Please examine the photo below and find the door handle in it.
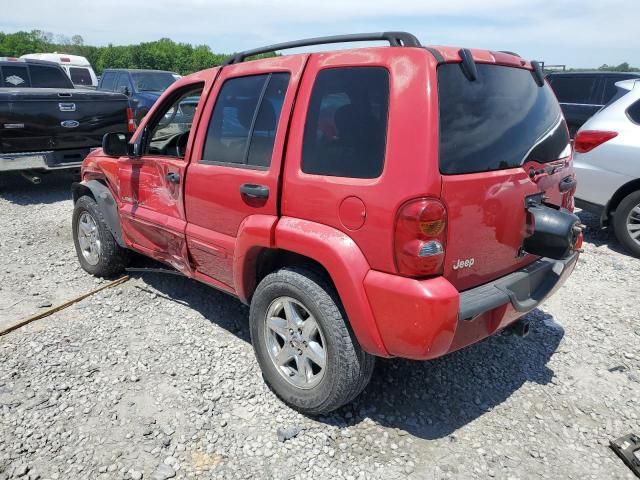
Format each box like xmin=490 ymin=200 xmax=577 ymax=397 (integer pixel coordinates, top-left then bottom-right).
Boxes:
xmin=559 ymin=176 xmax=576 ymax=193
xmin=240 ymin=183 xmax=269 ymax=199
xmin=166 ymin=171 xmax=180 ymax=184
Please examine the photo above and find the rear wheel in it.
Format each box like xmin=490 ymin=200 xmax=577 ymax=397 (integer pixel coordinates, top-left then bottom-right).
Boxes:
xmin=613 ymin=190 xmax=640 ymax=258
xmin=249 ymin=267 xmax=375 ymax=414
xmin=72 ymin=195 xmax=129 ymax=277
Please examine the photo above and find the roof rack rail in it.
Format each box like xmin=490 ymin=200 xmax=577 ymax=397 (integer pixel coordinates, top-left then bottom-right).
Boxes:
xmin=498 ymin=50 xmax=521 ymax=57
xmin=222 ymin=31 xmax=421 ymax=65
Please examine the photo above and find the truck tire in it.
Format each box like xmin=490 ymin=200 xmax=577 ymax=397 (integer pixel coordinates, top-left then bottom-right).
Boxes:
xmin=72 ymin=195 xmax=129 ymax=277
xmin=613 ymin=190 xmax=640 ymax=258
xmin=249 ymin=267 xmax=375 ymax=414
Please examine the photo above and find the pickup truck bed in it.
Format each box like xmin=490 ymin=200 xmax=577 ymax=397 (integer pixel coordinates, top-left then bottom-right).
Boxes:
xmin=0 ymin=88 xmax=128 ymax=172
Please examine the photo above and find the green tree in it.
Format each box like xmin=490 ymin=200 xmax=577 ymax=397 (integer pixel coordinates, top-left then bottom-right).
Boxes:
xmin=0 ymin=30 xmax=274 ymax=74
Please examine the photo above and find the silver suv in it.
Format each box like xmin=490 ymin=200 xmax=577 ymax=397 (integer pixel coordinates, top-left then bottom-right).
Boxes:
xmin=574 ymin=79 xmax=640 ymax=257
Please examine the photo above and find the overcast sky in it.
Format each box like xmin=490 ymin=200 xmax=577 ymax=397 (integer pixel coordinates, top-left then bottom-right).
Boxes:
xmin=1 ymin=0 xmax=638 ymax=68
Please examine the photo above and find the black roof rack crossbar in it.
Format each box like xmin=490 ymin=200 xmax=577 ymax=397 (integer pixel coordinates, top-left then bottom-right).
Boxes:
xmin=223 ymin=31 xmax=421 ymax=65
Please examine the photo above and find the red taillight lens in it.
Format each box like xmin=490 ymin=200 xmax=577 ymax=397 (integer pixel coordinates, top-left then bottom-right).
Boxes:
xmin=394 ymin=198 xmax=447 ymax=277
xmin=574 ymin=130 xmax=618 ymax=153
xmin=60 ymin=56 xmax=71 ymax=63
xmin=126 ymin=107 xmax=136 ymax=132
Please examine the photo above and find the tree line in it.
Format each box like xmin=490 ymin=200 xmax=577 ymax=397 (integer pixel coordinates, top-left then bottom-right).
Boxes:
xmin=0 ymin=30 xmax=237 ymax=75
xmin=1 ymin=30 xmax=638 ymax=74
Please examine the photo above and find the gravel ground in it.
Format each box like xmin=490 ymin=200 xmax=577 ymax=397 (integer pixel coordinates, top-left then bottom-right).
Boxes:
xmin=0 ymin=172 xmax=638 ymax=480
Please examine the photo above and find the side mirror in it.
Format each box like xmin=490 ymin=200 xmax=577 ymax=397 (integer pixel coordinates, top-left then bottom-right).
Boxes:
xmin=102 ymin=132 xmax=128 ymax=157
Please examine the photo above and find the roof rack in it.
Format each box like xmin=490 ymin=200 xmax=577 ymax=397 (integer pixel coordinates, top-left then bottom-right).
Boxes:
xmin=222 ymin=31 xmax=421 ymax=65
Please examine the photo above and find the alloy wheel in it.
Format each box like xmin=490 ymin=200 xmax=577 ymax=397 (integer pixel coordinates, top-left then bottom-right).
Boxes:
xmin=264 ymin=296 xmax=327 ymax=389
xmin=77 ymin=211 xmax=101 ymax=266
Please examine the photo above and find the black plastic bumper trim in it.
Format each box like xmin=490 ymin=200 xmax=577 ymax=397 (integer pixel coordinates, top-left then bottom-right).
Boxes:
xmin=458 ymin=253 xmax=578 ymax=321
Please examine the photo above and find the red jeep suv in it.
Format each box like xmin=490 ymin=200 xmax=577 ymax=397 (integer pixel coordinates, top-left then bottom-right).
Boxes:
xmin=72 ymin=32 xmax=582 ymax=414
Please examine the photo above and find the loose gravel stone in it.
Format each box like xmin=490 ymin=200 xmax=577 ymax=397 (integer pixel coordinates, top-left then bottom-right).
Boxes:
xmin=276 ymin=425 xmax=303 ymax=442
xmin=150 ymin=463 xmax=176 ymax=480
xmin=0 ymin=173 xmax=639 ymax=479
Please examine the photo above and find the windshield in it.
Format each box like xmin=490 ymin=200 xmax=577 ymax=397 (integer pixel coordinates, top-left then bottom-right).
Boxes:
xmin=438 ymin=63 xmax=569 ymax=175
xmin=131 ymin=72 xmax=176 ymax=92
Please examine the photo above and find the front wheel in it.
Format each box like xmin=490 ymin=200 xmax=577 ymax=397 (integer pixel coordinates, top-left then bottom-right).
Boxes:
xmin=72 ymin=195 xmax=129 ymax=277
xmin=249 ymin=267 xmax=375 ymax=414
xmin=613 ymin=190 xmax=640 ymax=258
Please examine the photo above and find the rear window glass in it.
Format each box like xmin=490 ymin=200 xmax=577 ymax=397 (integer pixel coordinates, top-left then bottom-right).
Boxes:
xmin=547 ymin=76 xmax=598 ymax=104
xmin=1 ymin=66 xmax=30 ymax=87
xmin=70 ymin=67 xmax=93 ymax=86
xmin=438 ymin=64 xmax=569 ymax=175
xmin=302 ymin=67 xmax=389 ymax=179
xmin=29 ymin=65 xmax=72 ymax=88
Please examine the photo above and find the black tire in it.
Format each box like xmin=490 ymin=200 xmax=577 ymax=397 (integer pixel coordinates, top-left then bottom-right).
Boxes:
xmin=72 ymin=195 xmax=129 ymax=277
xmin=249 ymin=267 xmax=375 ymax=414
xmin=613 ymin=190 xmax=640 ymax=258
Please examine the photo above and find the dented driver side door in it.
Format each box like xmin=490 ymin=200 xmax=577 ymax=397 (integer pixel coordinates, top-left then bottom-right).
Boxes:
xmin=117 ymin=82 xmax=206 ymax=273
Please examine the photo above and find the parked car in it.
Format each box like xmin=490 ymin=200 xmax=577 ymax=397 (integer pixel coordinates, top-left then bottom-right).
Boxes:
xmin=71 ymin=32 xmax=582 ymax=414
xmin=98 ymin=69 xmax=178 ymax=123
xmin=20 ymin=53 xmax=99 ymax=88
xmin=573 ymin=78 xmax=640 ymax=257
xmin=546 ymin=71 xmax=640 ymax=137
xmin=0 ymin=57 xmax=131 ymax=181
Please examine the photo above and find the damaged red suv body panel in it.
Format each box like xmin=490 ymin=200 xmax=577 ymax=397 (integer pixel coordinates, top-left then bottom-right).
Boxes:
xmin=77 ymin=37 xmax=580 ymax=361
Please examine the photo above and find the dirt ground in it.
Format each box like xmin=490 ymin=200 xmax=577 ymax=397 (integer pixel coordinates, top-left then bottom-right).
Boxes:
xmin=0 ymin=172 xmax=638 ymax=480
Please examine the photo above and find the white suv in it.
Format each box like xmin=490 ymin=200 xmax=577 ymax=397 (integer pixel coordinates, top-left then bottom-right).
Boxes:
xmin=574 ymin=79 xmax=640 ymax=257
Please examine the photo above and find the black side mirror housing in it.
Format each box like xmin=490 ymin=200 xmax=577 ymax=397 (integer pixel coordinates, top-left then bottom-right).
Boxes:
xmin=102 ymin=132 xmax=128 ymax=157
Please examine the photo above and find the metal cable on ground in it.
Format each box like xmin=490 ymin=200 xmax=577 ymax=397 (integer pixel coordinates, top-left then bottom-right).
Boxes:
xmin=0 ymin=276 xmax=130 ymax=337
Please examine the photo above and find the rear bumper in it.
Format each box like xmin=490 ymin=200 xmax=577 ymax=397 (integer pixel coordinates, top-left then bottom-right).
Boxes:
xmin=0 ymin=149 xmax=90 ymax=172
xmin=363 ymin=253 xmax=578 ymax=360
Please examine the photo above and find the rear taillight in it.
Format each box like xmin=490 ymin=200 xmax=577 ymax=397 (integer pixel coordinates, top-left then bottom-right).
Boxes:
xmin=574 ymin=130 xmax=618 ymax=153
xmin=394 ymin=198 xmax=447 ymax=277
xmin=60 ymin=56 xmax=71 ymax=63
xmin=126 ymin=107 xmax=136 ymax=132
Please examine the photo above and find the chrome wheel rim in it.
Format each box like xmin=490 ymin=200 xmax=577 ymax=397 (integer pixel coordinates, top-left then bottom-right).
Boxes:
xmin=264 ymin=296 xmax=327 ymax=390
xmin=77 ymin=211 xmax=101 ymax=266
xmin=626 ymin=203 xmax=640 ymax=246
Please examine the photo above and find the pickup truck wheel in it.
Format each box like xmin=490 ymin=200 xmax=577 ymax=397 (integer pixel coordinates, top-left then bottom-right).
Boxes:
xmin=72 ymin=195 xmax=129 ymax=277
xmin=250 ymin=267 xmax=375 ymax=414
xmin=613 ymin=190 xmax=640 ymax=258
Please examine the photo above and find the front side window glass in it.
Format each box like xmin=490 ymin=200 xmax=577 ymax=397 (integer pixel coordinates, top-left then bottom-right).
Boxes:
xmin=146 ymin=86 xmax=203 ymax=157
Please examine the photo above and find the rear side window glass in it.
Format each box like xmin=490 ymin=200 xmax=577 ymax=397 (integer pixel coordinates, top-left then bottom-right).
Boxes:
xmin=302 ymin=67 xmax=389 ymax=178
xmin=202 ymin=73 xmax=290 ymax=167
xmin=1 ymin=66 xmax=30 ymax=87
xmin=628 ymin=100 xmax=640 ymax=124
xmin=100 ymin=72 xmax=117 ymax=91
xmin=548 ymin=76 xmax=597 ymax=104
xmin=30 ymin=65 xmax=72 ymax=88
xmin=70 ymin=67 xmax=93 ymax=86
xmin=438 ymin=64 xmax=570 ymax=175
